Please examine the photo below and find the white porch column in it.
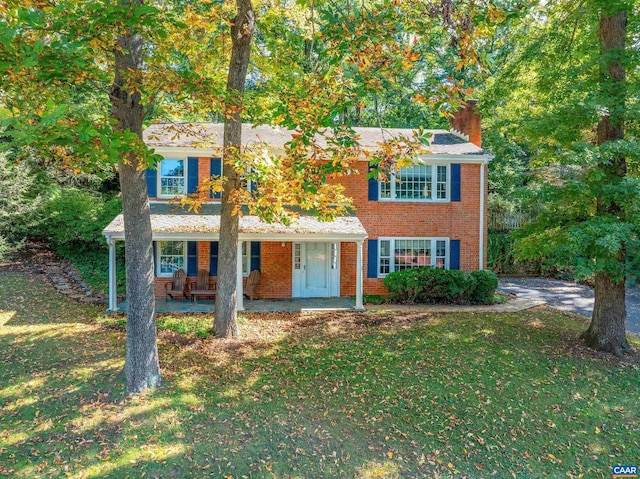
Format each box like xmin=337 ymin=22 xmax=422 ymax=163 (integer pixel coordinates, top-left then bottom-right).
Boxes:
xmin=355 ymin=240 xmax=364 ymax=310
xmin=237 ymin=240 xmax=244 ymax=311
xmin=479 ymin=161 xmax=486 ymax=270
xmin=107 ymin=237 xmax=118 ymax=312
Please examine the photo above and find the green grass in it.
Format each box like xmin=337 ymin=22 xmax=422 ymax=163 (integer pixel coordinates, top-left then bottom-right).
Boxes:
xmin=1 ymin=270 xmax=638 ymax=478
xmin=100 ymin=313 xmax=215 ymax=338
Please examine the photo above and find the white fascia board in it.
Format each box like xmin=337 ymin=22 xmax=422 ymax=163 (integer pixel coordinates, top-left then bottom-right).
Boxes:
xmin=149 ymin=145 xmax=493 ymax=164
xmin=150 ymin=146 xmax=221 ymax=158
xmin=416 ymin=154 xmax=494 ymax=163
xmin=239 ymin=233 xmax=368 ymax=242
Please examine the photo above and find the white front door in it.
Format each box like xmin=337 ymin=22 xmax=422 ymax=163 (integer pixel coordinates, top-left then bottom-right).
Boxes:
xmin=292 ymin=242 xmax=340 ymax=297
xmin=304 ymin=242 xmax=329 ymax=297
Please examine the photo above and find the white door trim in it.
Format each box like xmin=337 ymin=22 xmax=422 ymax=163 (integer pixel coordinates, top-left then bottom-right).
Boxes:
xmin=292 ymin=242 xmax=340 ymax=298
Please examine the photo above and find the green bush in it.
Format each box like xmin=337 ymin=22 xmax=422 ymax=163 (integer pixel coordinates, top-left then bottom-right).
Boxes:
xmin=487 ymin=230 xmax=516 ymax=274
xmin=384 ymin=267 xmax=477 ymax=304
xmin=0 ymin=153 xmax=44 ymax=253
xmin=39 ymin=188 xmax=121 ymax=251
xmin=470 ymin=270 xmax=499 ymax=304
xmin=31 ymin=188 xmax=124 ymax=294
xmin=57 ymin=245 xmax=127 ymax=294
xmin=0 ymin=235 xmax=14 ymax=262
xmin=384 ymin=267 xmax=501 ymax=305
xmin=363 ymin=294 xmax=385 ymax=305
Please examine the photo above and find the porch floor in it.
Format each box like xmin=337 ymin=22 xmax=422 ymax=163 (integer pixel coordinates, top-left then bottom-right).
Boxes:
xmin=118 ymin=297 xmax=358 ymax=313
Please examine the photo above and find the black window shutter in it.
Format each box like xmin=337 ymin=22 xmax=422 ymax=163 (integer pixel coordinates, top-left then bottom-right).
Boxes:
xmin=210 ymin=158 xmax=222 ymax=198
xmin=451 ymin=164 xmax=461 ymax=202
xmin=152 ymin=241 xmax=157 ymax=277
xmin=450 ymin=240 xmax=460 ymax=270
xmin=250 ymin=242 xmax=261 ymax=272
xmin=367 ymin=239 xmax=378 ymax=278
xmin=146 ymin=169 xmax=157 ymax=197
xmin=187 ymin=157 xmax=199 ymax=194
xmin=209 ymin=241 xmax=218 ymax=276
xmin=367 ymin=162 xmax=378 ymax=201
xmin=187 ymin=241 xmax=197 ymax=275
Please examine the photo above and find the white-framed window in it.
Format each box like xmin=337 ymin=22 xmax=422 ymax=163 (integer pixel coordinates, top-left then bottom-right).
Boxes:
xmin=158 ymin=158 xmax=186 ymax=197
xmin=157 ymin=241 xmax=186 ymax=277
xmin=378 ymin=237 xmax=449 ymax=277
xmin=293 ymin=243 xmax=302 ymax=270
xmin=379 ymin=163 xmax=449 ymax=202
xmin=241 ymin=242 xmax=250 ymax=277
xmin=330 ymin=243 xmax=339 ymax=270
xmin=240 ymin=168 xmax=257 ymax=194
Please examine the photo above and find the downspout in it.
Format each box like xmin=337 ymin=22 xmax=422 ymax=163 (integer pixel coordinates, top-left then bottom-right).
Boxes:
xmin=479 ymin=161 xmax=486 ymax=270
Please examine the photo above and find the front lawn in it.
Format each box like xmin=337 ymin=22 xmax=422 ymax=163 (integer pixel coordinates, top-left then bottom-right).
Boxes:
xmin=1 ymin=270 xmax=638 ymax=478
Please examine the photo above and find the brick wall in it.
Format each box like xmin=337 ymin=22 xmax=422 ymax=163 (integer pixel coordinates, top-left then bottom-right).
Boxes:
xmin=450 ymin=100 xmax=482 ymax=147
xmin=340 ymin=242 xmax=357 ymax=297
xmin=149 ymin=158 xmax=486 ymax=299
xmin=258 ymin=242 xmax=292 ymax=298
xmin=198 ymin=157 xmax=212 ymax=200
xmin=330 ymin=162 xmax=484 ymax=294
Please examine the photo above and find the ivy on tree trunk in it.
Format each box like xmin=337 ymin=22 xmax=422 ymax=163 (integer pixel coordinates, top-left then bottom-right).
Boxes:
xmin=215 ymin=0 xmax=255 ymax=338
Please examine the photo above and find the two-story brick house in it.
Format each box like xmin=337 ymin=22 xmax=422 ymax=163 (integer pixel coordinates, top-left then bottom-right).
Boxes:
xmin=102 ymin=102 xmax=491 ymax=311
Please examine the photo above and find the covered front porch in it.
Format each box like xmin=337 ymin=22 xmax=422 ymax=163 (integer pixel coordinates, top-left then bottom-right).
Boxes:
xmin=119 ymin=296 xmax=357 ymax=313
xmin=103 ymin=203 xmax=368 ymax=313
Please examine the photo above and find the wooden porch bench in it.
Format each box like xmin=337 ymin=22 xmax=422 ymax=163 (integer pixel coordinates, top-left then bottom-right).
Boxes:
xmin=190 ymin=270 xmax=216 ymax=303
xmin=190 ymin=289 xmax=216 ymax=303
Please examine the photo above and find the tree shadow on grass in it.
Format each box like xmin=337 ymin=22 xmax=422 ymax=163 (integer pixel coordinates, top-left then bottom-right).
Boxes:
xmin=1 ymin=270 xmax=103 ymax=326
xmin=2 ymin=269 xmax=639 ymax=477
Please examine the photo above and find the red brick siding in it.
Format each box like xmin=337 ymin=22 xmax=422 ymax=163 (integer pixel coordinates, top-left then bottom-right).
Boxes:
xmin=450 ymin=101 xmax=482 ymax=147
xmin=257 ymin=242 xmax=292 ymax=298
xmin=340 ymin=242 xmax=357 ymax=297
xmin=198 ymin=157 xmax=212 ymax=200
xmin=150 ymin=160 xmax=486 ymax=298
xmin=331 ymin=163 xmax=483 ymax=295
xmin=197 ymin=241 xmax=210 ymax=271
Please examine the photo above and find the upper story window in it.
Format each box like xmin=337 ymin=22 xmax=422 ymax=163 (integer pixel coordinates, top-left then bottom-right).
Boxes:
xmin=157 ymin=240 xmax=186 ymax=277
xmin=380 ymin=164 xmax=449 ymax=202
xmin=159 ymin=159 xmax=186 ymax=197
xmin=378 ymin=237 xmax=449 ymax=277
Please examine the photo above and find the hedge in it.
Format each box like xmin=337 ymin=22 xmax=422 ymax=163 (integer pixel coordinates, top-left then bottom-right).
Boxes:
xmin=383 ymin=266 xmax=499 ymax=304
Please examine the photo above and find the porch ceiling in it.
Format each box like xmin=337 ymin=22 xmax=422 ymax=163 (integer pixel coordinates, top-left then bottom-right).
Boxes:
xmin=102 ymin=203 xmax=368 ymax=242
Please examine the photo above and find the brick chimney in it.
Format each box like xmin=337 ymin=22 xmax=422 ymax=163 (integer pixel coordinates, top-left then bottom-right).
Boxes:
xmin=449 ymin=99 xmax=482 ymax=147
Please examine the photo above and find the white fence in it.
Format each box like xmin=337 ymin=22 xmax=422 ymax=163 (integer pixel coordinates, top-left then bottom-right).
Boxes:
xmin=488 ymin=211 xmax=530 ymax=230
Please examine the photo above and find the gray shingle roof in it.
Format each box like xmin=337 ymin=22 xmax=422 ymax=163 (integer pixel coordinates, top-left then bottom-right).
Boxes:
xmin=103 ymin=203 xmax=367 ymax=239
xmin=143 ymin=123 xmax=485 ymax=156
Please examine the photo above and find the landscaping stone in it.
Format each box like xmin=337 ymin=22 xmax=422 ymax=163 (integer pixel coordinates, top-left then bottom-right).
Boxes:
xmin=16 ymin=242 xmax=108 ymax=306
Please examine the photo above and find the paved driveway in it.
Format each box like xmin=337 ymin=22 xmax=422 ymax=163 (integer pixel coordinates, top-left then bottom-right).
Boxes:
xmin=499 ymin=277 xmax=640 ymax=335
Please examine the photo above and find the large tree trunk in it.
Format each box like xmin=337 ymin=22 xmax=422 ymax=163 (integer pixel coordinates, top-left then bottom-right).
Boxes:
xmin=110 ymin=4 xmax=161 ymax=392
xmin=215 ymin=0 xmax=255 ymax=338
xmin=581 ymin=8 xmax=630 ymax=356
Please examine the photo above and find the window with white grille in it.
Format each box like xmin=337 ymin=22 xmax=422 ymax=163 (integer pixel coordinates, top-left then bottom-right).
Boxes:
xmin=158 ymin=159 xmax=185 ymax=197
xmin=379 ymin=163 xmax=449 ymax=201
xmin=378 ymin=238 xmax=449 ymax=276
xmin=157 ymin=241 xmax=186 ymax=277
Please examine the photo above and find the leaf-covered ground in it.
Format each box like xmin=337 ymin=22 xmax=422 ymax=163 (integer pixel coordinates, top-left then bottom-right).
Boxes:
xmin=1 ymin=269 xmax=638 ymax=478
